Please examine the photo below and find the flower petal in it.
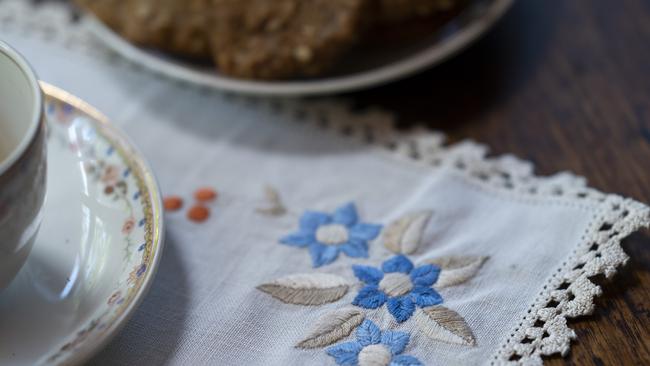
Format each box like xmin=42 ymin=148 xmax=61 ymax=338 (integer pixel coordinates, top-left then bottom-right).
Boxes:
xmin=326 ymin=341 xmax=363 ymax=366
xmin=349 ymin=223 xmax=382 ymax=241
xmin=356 ymin=319 xmax=382 ymax=346
xmin=352 ymin=285 xmax=388 ymax=309
xmin=300 ymin=211 xmax=331 ymax=231
xmin=279 ymin=231 xmax=314 ymax=247
xmin=339 ymin=239 xmax=369 ymax=258
xmin=352 ymin=265 xmax=383 ymax=285
xmin=309 ymin=244 xmax=339 ymax=268
xmin=411 ymin=287 xmax=443 ymax=307
xmin=380 ymin=331 xmax=410 ymax=355
xmin=410 ymin=264 xmax=440 ymax=287
xmin=390 ymin=354 xmax=423 ymax=366
xmin=333 ymin=202 xmax=358 ymax=226
xmin=387 ymin=296 xmax=416 ymax=323
xmin=382 ymin=255 xmax=414 ymax=274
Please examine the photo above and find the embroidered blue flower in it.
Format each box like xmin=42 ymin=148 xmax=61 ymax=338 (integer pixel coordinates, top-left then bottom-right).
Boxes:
xmin=352 ymin=255 xmax=442 ymax=323
xmin=280 ymin=202 xmax=382 ymax=268
xmin=326 ymin=319 xmax=422 ymax=366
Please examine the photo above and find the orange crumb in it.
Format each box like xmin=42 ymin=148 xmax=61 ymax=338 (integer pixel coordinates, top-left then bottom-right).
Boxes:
xmin=194 ymin=187 xmax=217 ymax=202
xmin=187 ymin=204 xmax=210 ymax=222
xmin=163 ymin=196 xmax=183 ymax=211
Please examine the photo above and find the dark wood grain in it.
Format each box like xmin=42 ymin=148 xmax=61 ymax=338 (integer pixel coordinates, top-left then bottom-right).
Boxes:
xmin=351 ymin=0 xmax=650 ymax=364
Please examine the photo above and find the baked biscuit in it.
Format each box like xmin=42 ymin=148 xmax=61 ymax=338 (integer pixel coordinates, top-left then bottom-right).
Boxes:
xmin=207 ymin=0 xmax=367 ymax=80
xmin=76 ymin=0 xmax=468 ymax=80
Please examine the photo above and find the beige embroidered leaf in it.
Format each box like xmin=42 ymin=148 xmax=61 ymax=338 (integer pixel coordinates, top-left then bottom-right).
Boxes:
xmin=416 ymin=306 xmax=476 ymax=346
xmin=296 ymin=306 xmax=365 ymax=348
xmin=383 ymin=210 xmax=433 ymax=254
xmin=425 ymin=256 xmax=488 ymax=288
xmin=257 ymin=273 xmax=349 ymax=305
xmin=256 ymin=185 xmax=287 ymax=216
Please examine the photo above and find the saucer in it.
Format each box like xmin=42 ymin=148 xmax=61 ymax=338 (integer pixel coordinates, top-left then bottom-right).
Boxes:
xmin=83 ymin=0 xmax=513 ymax=96
xmin=0 ymin=83 xmax=164 ymax=365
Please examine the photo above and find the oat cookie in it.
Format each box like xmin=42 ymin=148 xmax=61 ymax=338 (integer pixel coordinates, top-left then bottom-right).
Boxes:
xmin=207 ymin=0 xmax=367 ymax=80
xmin=76 ymin=0 xmax=467 ymax=80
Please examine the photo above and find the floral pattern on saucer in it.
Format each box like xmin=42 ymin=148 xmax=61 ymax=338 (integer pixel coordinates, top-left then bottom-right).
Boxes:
xmin=42 ymin=85 xmax=160 ymax=364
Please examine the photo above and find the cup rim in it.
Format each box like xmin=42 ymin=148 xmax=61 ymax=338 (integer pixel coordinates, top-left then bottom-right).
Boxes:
xmin=0 ymin=41 xmax=43 ymax=176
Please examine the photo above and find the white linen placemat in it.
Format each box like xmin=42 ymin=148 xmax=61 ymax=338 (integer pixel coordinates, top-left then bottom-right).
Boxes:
xmin=1 ymin=1 xmax=648 ymax=365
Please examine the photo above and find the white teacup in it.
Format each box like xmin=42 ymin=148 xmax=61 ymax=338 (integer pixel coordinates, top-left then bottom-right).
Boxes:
xmin=0 ymin=41 xmax=47 ymax=289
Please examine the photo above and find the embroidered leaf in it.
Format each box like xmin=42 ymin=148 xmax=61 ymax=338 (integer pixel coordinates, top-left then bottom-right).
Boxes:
xmin=256 ymin=185 xmax=287 ymax=216
xmin=383 ymin=211 xmax=433 ymax=254
xmin=425 ymin=256 xmax=488 ymax=288
xmin=297 ymin=306 xmax=365 ymax=349
xmin=257 ymin=273 xmax=349 ymax=305
xmin=415 ymin=306 xmax=476 ymax=346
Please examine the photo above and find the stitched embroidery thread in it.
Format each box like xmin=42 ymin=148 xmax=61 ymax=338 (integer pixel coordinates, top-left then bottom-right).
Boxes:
xmin=280 ymin=202 xmax=382 ymax=267
xmin=423 ymin=256 xmax=488 ymax=288
xmin=383 ymin=211 xmax=433 ymax=255
xmin=326 ymin=319 xmax=422 ymax=366
xmin=256 ymin=185 xmax=287 ymax=216
xmin=297 ymin=306 xmax=365 ymax=349
xmin=258 ymin=208 xmax=489 ymax=364
xmin=414 ymin=305 xmax=477 ymax=346
xmin=352 ymin=255 xmax=442 ymax=323
xmin=257 ymin=273 xmax=350 ymax=305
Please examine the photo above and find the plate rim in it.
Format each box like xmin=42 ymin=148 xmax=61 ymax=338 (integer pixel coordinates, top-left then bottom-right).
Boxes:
xmin=39 ymin=82 xmax=165 ymax=366
xmin=82 ymin=0 xmax=514 ymax=96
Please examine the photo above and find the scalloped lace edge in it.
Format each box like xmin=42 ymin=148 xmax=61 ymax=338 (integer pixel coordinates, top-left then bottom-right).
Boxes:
xmin=303 ymin=105 xmax=650 ymax=366
xmin=2 ymin=1 xmax=649 ymax=364
xmin=307 ymin=109 xmax=650 ymax=366
xmin=303 ymin=111 xmax=650 ymax=366
xmin=490 ymin=200 xmax=649 ymax=365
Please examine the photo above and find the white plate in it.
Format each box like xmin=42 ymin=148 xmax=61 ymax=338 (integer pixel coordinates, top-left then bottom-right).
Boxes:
xmin=0 ymin=83 xmax=164 ymax=365
xmin=83 ymin=0 xmax=513 ymax=96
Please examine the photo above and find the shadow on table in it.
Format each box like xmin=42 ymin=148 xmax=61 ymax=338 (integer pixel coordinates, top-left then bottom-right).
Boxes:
xmin=90 ymin=231 xmax=190 ymax=365
xmin=348 ymin=0 xmax=560 ymax=132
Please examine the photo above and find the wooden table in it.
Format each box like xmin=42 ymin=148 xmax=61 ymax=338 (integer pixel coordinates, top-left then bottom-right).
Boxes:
xmin=352 ymin=0 xmax=650 ymax=364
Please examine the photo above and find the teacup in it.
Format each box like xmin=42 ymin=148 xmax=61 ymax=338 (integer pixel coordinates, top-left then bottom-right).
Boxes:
xmin=0 ymin=41 xmax=47 ymax=289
